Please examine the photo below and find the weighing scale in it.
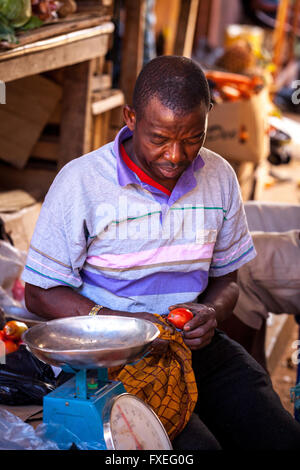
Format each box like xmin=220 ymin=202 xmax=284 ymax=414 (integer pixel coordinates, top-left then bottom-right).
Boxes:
xmin=23 ymin=315 xmax=173 ymax=450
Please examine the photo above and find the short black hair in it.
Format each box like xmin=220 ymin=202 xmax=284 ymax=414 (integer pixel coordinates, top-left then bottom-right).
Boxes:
xmin=132 ymin=55 xmax=210 ymax=118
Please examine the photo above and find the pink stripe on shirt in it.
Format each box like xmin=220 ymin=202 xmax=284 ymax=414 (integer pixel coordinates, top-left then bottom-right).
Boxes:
xmin=212 ymin=237 xmax=252 ymax=262
xmin=27 ymin=255 xmax=79 ymax=282
xmin=86 ymin=242 xmax=214 ymax=269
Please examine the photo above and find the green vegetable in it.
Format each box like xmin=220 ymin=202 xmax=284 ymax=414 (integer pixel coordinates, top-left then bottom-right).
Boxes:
xmin=19 ymin=15 xmax=43 ymax=31
xmin=0 ymin=0 xmax=32 ymax=28
xmin=0 ymin=12 xmax=17 ymax=43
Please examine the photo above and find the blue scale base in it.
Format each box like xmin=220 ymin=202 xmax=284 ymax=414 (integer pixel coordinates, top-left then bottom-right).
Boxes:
xmin=43 ymin=369 xmax=125 ymax=449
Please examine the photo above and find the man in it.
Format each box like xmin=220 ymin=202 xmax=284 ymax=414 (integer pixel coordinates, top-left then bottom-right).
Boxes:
xmin=23 ymin=56 xmax=300 ymax=449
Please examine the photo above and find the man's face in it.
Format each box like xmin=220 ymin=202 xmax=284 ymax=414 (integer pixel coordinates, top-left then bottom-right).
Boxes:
xmin=124 ymin=97 xmax=209 ymax=190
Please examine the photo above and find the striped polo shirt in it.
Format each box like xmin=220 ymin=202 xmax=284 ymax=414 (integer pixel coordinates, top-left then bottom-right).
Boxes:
xmin=22 ymin=126 xmax=256 ymax=316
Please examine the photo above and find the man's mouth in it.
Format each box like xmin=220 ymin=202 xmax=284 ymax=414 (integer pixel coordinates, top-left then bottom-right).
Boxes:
xmin=156 ymin=164 xmax=186 ymax=178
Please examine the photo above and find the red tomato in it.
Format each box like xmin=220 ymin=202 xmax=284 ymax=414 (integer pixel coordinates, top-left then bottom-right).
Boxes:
xmin=3 ymin=321 xmax=28 ymax=342
xmin=4 ymin=339 xmax=19 ymax=354
xmin=167 ymin=308 xmax=193 ymax=329
xmin=0 ymin=330 xmax=5 ymax=342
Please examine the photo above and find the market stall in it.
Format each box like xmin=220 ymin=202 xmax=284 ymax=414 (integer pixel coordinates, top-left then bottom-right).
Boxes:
xmin=0 ymin=0 xmax=124 ymax=195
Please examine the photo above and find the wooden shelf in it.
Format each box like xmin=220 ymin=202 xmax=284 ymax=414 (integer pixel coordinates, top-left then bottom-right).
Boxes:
xmin=0 ymin=10 xmax=111 ymax=51
xmin=0 ymin=23 xmax=114 ymax=83
xmin=92 ymin=89 xmax=124 ymax=115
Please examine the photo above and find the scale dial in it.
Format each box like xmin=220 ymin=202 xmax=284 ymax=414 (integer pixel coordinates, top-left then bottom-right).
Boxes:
xmin=103 ymin=393 xmax=172 ymax=450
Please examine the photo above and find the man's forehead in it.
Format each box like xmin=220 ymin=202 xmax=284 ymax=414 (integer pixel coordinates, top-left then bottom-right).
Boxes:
xmin=138 ymin=96 xmax=208 ymax=129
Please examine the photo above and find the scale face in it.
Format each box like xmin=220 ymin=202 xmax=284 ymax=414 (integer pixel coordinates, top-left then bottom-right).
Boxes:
xmin=103 ymin=393 xmax=172 ymax=450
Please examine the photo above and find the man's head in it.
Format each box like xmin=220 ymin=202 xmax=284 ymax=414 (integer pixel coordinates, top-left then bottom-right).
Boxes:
xmin=132 ymin=55 xmax=211 ymax=119
xmin=123 ymin=56 xmax=211 ymax=190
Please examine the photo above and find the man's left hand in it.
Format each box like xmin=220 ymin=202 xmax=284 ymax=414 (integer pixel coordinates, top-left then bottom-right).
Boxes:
xmin=168 ymin=302 xmax=217 ymax=350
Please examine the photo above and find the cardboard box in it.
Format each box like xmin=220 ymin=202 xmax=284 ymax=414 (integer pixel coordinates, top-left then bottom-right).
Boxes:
xmin=205 ymin=87 xmax=270 ymax=164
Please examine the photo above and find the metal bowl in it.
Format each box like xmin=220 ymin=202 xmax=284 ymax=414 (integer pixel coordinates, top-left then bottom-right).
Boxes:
xmin=2 ymin=305 xmax=45 ymax=326
xmin=22 ymin=315 xmax=159 ymax=369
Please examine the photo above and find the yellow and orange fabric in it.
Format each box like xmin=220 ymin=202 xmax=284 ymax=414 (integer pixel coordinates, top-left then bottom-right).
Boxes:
xmin=108 ymin=315 xmax=198 ymax=441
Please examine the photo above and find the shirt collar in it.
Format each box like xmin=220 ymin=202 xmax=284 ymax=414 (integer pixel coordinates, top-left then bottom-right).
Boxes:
xmin=113 ymin=125 xmax=205 ymax=200
xmin=114 ymin=126 xmax=139 ymax=186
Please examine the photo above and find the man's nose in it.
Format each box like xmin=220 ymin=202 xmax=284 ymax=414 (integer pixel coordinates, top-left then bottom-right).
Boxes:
xmin=164 ymin=142 xmax=184 ymax=165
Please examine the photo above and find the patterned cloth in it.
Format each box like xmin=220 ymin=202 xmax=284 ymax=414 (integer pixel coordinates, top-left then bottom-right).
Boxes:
xmin=108 ymin=315 xmax=198 ymax=441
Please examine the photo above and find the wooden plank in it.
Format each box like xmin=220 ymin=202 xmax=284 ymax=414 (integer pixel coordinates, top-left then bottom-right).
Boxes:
xmin=193 ymin=0 xmax=213 ymax=45
xmin=48 ymin=102 xmax=62 ymax=125
xmin=120 ymin=0 xmax=146 ymax=105
xmin=272 ymin=0 xmax=290 ymax=74
xmin=0 ymin=11 xmax=111 ymax=50
xmin=58 ymin=60 xmax=93 ymax=168
xmin=0 ymin=24 xmax=114 ymax=83
xmin=77 ymin=1 xmax=113 ymax=12
xmin=154 ymin=0 xmax=181 ymax=55
xmin=47 ymin=85 xmax=119 ymax=125
xmin=173 ymin=0 xmax=200 ymax=57
xmin=31 ymin=137 xmax=59 ymax=161
xmin=0 ymin=75 xmax=62 ymax=168
xmin=93 ymin=110 xmax=111 ymax=149
xmin=91 ymin=73 xmax=112 ymax=91
xmin=92 ymin=89 xmax=124 ymax=115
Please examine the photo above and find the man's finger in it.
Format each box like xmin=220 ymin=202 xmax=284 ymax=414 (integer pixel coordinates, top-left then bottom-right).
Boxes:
xmin=183 ymin=309 xmax=216 ymax=331
xmin=184 ymin=329 xmax=215 ymax=349
xmin=183 ymin=320 xmax=216 ymax=339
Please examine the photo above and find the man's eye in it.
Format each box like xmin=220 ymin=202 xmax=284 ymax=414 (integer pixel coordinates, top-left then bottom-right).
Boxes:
xmin=151 ymin=138 xmax=167 ymax=145
xmin=184 ymin=139 xmax=202 ymax=145
xmin=184 ymin=135 xmax=205 ymax=145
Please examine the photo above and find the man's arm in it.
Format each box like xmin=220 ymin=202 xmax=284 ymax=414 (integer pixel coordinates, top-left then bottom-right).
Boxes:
xmin=25 ymin=283 xmax=95 ymax=319
xmin=168 ymin=271 xmax=239 ymax=350
xmin=25 ymin=283 xmax=172 ymax=354
xmin=197 ymin=270 xmax=239 ymax=324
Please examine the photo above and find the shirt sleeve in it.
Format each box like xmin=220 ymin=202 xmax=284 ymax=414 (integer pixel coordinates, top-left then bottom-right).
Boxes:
xmin=21 ymin=166 xmax=87 ymax=290
xmin=209 ymin=164 xmax=256 ymax=277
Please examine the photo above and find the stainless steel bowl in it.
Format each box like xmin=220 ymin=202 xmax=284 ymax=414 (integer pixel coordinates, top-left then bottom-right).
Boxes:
xmin=3 ymin=305 xmax=45 ymax=326
xmin=22 ymin=315 xmax=159 ymax=369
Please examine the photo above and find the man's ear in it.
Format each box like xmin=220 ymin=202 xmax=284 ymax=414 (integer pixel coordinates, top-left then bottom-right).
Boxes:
xmin=123 ymin=105 xmax=136 ymax=131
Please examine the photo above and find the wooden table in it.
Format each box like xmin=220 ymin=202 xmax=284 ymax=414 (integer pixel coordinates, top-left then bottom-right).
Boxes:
xmin=0 ymin=22 xmax=114 ymax=168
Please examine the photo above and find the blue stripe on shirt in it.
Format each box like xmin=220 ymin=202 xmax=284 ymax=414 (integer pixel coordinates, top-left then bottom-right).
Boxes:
xmin=81 ymin=268 xmax=209 ymax=296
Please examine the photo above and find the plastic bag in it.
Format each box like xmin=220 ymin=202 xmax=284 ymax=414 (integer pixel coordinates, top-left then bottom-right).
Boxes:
xmin=0 ymin=408 xmax=59 ymax=450
xmin=0 ymin=408 xmax=106 ymax=450
xmin=0 ymin=345 xmax=56 ymax=405
xmin=0 ymin=239 xmax=26 ymax=309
